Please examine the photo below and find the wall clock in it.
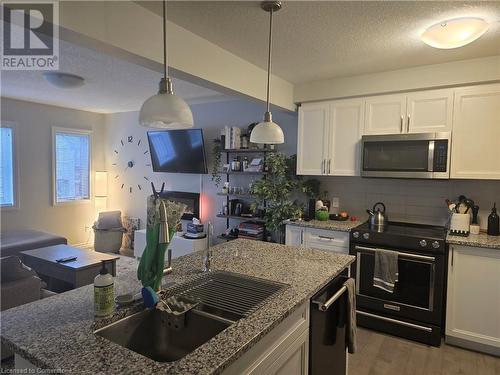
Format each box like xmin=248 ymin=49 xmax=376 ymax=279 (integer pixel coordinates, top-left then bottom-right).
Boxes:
xmin=112 ymin=135 xmax=152 ymax=194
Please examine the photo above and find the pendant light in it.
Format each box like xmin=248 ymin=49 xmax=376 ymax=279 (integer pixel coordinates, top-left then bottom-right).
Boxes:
xmin=250 ymin=1 xmax=284 ymax=144
xmin=139 ymin=0 xmax=193 ymax=128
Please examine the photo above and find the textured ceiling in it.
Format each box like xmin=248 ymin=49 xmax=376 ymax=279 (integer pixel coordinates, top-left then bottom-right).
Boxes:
xmin=141 ymin=0 xmax=500 ymax=84
xmin=1 ymin=40 xmax=226 ymax=113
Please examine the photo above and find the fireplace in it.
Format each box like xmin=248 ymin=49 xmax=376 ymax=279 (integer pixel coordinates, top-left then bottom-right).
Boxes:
xmin=159 ymin=191 xmax=200 ymax=220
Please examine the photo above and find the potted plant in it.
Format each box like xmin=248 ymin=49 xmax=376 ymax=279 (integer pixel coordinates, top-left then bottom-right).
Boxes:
xmin=250 ymin=152 xmax=302 ymax=243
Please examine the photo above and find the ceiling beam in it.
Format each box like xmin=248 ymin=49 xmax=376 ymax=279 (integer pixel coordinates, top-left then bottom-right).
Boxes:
xmin=295 ymin=55 xmax=500 ymax=103
xmin=58 ymin=1 xmax=295 ymax=112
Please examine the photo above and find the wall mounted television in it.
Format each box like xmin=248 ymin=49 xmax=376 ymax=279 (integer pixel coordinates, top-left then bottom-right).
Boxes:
xmin=147 ymin=129 xmax=208 ymax=174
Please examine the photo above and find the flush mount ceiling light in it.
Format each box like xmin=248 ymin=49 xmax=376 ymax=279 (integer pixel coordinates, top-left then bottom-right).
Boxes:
xmin=42 ymin=72 xmax=85 ymax=89
xmin=139 ymin=0 xmax=193 ymax=129
xmin=250 ymin=1 xmax=284 ymax=145
xmin=421 ymin=17 xmax=489 ymax=49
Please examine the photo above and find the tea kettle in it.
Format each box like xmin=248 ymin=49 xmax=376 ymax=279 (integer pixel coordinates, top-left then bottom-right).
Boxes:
xmin=366 ymin=202 xmax=388 ymax=232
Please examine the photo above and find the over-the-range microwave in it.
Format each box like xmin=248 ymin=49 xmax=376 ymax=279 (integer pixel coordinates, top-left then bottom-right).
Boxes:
xmin=361 ymin=132 xmax=450 ymax=179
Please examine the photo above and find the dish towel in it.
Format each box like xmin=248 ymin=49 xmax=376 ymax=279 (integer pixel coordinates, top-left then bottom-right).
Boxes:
xmin=373 ymin=248 xmax=399 ymax=293
xmin=344 ymin=278 xmax=357 ymax=354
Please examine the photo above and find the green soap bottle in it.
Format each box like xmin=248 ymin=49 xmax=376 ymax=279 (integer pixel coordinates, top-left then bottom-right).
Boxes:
xmin=94 ymin=260 xmax=114 ymax=317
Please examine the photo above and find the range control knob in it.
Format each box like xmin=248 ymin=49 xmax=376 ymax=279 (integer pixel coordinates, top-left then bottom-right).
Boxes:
xmin=363 ymin=233 xmax=370 ymax=240
xmin=432 ymin=241 xmax=440 ymax=249
xmin=352 ymin=231 xmax=360 ymax=239
xmin=419 ymin=240 xmax=427 ymax=247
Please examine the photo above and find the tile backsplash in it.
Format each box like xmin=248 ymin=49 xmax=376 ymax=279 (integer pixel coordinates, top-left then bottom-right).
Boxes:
xmin=317 ymin=176 xmax=500 ymax=229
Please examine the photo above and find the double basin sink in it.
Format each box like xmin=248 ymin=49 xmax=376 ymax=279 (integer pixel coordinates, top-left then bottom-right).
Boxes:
xmin=95 ymin=271 xmax=286 ymax=362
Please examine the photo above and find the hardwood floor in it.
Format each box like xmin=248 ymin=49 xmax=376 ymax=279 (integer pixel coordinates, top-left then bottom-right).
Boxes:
xmin=349 ymin=328 xmax=500 ymax=375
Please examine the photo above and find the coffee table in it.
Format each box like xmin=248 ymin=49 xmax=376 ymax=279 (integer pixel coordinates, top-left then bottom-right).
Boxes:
xmin=21 ymin=245 xmax=119 ymax=292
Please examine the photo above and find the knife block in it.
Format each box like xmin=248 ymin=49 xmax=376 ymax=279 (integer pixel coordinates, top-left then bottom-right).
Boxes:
xmin=449 ymin=213 xmax=470 ymax=236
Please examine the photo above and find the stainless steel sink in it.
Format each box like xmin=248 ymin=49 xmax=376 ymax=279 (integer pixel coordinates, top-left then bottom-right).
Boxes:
xmin=94 ymin=308 xmax=230 ymax=362
xmin=94 ymin=271 xmax=287 ymax=362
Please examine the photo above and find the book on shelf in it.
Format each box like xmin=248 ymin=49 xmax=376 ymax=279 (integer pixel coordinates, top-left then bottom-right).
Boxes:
xmin=224 ymin=126 xmax=242 ymax=150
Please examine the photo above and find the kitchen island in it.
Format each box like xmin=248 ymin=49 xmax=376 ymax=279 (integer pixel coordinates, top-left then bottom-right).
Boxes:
xmin=1 ymin=239 xmax=354 ymax=375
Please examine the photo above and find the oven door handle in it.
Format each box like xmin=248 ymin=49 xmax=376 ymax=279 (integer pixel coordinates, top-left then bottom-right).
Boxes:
xmin=354 ymin=246 xmax=435 ymax=262
xmin=312 ymin=285 xmax=347 ymax=312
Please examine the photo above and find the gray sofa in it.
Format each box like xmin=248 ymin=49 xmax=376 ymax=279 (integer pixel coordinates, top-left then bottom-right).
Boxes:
xmin=0 ymin=229 xmax=67 ymax=258
xmin=1 ymin=255 xmax=56 ymax=359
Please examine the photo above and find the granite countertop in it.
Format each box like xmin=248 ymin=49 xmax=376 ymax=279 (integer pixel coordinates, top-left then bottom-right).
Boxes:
xmin=446 ymin=232 xmax=500 ymax=250
xmin=1 ymin=240 xmax=354 ymax=375
xmin=284 ymin=219 xmax=363 ymax=232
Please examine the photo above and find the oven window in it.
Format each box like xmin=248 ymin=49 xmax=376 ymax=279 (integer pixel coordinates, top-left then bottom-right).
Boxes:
xmin=363 ymin=140 xmax=429 ymax=171
xmin=357 ymin=252 xmax=433 ymax=310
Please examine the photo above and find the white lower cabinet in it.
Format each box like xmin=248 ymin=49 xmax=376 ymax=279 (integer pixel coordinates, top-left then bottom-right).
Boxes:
xmin=222 ymin=303 xmax=309 ymax=375
xmin=285 ymin=225 xmax=304 ymax=247
xmin=285 ymin=225 xmax=349 ymax=254
xmin=445 ymin=245 xmax=500 ymax=356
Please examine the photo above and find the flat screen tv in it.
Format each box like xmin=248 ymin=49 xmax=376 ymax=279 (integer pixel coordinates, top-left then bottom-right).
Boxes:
xmin=147 ymin=129 xmax=208 ymax=174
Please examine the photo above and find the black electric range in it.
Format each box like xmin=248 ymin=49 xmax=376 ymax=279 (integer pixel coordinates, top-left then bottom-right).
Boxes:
xmin=349 ymin=221 xmax=448 ymax=346
xmin=351 ymin=221 xmax=447 ymax=253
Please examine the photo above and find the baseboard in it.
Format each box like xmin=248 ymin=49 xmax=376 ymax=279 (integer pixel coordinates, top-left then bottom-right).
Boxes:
xmin=446 ymin=335 xmax=500 ymax=357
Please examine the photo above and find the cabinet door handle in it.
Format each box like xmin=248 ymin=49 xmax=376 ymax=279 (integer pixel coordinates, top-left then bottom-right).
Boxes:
xmin=300 ymin=230 xmax=303 ymax=245
xmin=318 ymin=235 xmax=335 ymax=240
xmin=328 ymin=159 xmax=331 ymax=174
xmin=451 ymin=246 xmax=454 ymax=267
xmin=400 ymin=116 xmax=404 ymax=133
xmin=407 ymin=114 xmax=411 ymax=133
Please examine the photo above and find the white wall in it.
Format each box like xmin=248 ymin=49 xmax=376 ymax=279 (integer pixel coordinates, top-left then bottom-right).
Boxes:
xmin=104 ymin=99 xmax=298 ymax=241
xmin=316 ymin=176 xmax=500 ymax=229
xmin=0 ymin=98 xmax=105 ymax=244
xmin=294 ymin=55 xmax=500 ymax=103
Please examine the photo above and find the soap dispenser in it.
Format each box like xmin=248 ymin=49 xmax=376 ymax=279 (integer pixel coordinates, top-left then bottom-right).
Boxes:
xmin=487 ymin=203 xmax=500 ymax=236
xmin=94 ymin=260 xmax=115 ymax=317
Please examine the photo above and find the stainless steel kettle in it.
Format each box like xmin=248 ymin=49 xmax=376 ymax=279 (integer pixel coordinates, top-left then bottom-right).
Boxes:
xmin=366 ymin=202 xmax=388 ymax=232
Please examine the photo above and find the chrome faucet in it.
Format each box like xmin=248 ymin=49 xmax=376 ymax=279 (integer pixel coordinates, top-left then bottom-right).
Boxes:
xmin=203 ymin=222 xmax=213 ymax=272
xmin=158 ymin=200 xmax=173 ymax=277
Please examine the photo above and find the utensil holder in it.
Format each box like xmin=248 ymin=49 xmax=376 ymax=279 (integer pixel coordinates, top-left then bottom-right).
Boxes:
xmin=449 ymin=213 xmax=470 ymax=236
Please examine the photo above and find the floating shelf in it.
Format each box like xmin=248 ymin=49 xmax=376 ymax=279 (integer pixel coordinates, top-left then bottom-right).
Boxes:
xmin=216 ymin=193 xmax=256 ymax=199
xmin=216 ymin=234 xmax=238 ymax=241
xmin=219 ymin=171 xmax=267 ymax=175
xmin=222 ymin=148 xmax=275 ymax=153
xmin=216 ymin=214 xmax=265 ymax=222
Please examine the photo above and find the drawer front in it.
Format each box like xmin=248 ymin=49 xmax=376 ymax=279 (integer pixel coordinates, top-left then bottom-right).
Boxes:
xmin=304 ymin=228 xmax=349 ymax=253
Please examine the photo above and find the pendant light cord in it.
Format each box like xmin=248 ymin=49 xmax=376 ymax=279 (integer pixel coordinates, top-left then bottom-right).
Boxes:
xmin=266 ymin=9 xmax=273 ymax=113
xmin=163 ymin=0 xmax=168 ymax=79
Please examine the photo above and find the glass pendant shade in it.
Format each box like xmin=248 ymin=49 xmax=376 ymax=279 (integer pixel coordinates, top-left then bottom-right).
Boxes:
xmin=139 ymin=0 xmax=193 ymax=129
xmin=139 ymin=92 xmax=193 ymax=129
xmin=250 ymin=1 xmax=284 ymax=145
xmin=250 ymin=111 xmax=284 ymax=144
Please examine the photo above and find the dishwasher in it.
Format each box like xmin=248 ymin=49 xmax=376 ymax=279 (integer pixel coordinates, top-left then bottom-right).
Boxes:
xmin=310 ymin=272 xmax=349 ymax=375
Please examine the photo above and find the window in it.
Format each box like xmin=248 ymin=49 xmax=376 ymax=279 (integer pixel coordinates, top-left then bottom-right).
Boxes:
xmin=0 ymin=124 xmax=16 ymax=207
xmin=53 ymin=128 xmax=92 ymax=204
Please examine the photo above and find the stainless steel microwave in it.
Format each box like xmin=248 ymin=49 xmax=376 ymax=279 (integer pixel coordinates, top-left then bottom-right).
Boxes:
xmin=361 ymin=132 xmax=450 ymax=179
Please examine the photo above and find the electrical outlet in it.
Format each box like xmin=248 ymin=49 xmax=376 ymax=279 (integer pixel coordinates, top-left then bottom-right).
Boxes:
xmin=332 ymin=197 xmax=340 ymax=208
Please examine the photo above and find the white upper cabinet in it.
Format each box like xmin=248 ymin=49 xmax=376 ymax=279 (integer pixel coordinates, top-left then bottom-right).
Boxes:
xmin=328 ymin=98 xmax=364 ymax=176
xmin=297 ymin=102 xmax=330 ymax=175
xmin=451 ymin=84 xmax=500 ymax=179
xmin=297 ymin=99 xmax=364 ymax=176
xmin=363 ymin=89 xmax=454 ymax=135
xmin=406 ymin=89 xmax=453 ymax=133
xmin=364 ymin=94 xmax=406 ymax=135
